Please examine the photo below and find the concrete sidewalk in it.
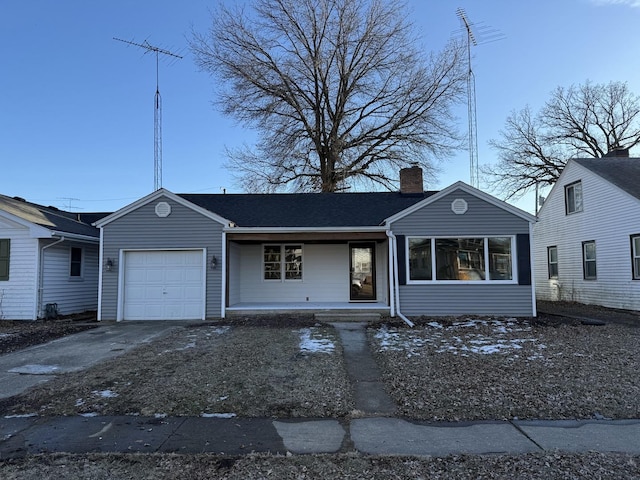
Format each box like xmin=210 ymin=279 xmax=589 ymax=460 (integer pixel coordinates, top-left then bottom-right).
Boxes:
xmin=2 ymin=415 xmax=639 ymax=458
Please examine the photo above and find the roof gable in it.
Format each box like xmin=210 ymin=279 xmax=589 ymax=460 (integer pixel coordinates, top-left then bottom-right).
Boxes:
xmin=574 ymin=157 xmax=640 ymax=201
xmin=383 ymin=181 xmax=536 ymax=225
xmin=94 ymin=188 xmax=230 ymax=228
xmin=0 ymin=194 xmax=101 ymax=239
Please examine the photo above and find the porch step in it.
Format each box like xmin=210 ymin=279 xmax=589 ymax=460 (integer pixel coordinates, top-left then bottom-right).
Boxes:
xmin=314 ymin=312 xmax=382 ymax=322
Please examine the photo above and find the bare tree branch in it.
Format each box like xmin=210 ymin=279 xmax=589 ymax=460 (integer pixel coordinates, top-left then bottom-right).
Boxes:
xmin=191 ymin=0 xmax=466 ymax=192
xmin=483 ymin=81 xmax=640 ymax=199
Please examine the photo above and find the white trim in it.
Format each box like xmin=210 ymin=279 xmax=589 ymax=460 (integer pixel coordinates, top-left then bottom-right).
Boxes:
xmin=221 ymin=231 xmax=227 ymax=319
xmin=386 ymin=231 xmax=395 ymax=317
xmin=405 ymin=235 xmax=518 ymax=284
xmin=529 ymin=221 xmax=537 ymax=317
xmin=0 ymin=209 xmax=62 ymax=238
xmin=226 ymin=226 xmax=386 ymax=233
xmin=94 ymin=188 xmax=230 ymax=228
xmin=117 ymin=248 xmax=207 ymax=321
xmin=97 ymin=228 xmax=104 ymax=321
xmin=384 ymin=181 xmax=536 ymax=225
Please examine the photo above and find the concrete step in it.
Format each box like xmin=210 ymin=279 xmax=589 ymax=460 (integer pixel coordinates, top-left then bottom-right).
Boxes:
xmin=314 ymin=312 xmax=381 ymax=322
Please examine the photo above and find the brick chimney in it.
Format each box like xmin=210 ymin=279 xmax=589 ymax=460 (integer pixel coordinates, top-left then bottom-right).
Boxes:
xmin=604 ymin=147 xmax=629 ymax=157
xmin=399 ymin=165 xmax=424 ymax=194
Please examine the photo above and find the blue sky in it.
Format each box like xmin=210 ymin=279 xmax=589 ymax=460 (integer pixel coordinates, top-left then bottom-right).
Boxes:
xmin=1 ymin=0 xmax=639 ymax=214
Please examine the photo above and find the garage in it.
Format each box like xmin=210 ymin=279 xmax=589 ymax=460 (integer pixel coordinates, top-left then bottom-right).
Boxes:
xmin=122 ymin=250 xmax=205 ymax=320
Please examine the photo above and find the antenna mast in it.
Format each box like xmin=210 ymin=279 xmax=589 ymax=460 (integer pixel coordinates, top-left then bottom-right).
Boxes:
xmin=456 ymin=8 xmax=479 ymax=188
xmin=114 ymin=37 xmax=182 ymax=191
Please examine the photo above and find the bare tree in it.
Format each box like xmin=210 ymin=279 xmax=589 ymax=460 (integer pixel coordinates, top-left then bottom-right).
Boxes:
xmin=191 ymin=0 xmax=467 ymax=193
xmin=484 ymin=81 xmax=640 ymax=199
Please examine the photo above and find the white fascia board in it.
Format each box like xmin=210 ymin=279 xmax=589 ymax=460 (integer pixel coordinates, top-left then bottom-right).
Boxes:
xmin=94 ymin=188 xmax=231 ymax=227
xmin=224 ymin=226 xmax=388 ymax=233
xmin=384 ymin=181 xmax=536 ymax=225
xmin=50 ymin=231 xmax=100 ymax=243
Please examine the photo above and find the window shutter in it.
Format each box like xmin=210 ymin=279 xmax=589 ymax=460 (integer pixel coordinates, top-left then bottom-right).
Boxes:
xmin=0 ymin=239 xmax=9 ymax=281
xmin=395 ymin=235 xmax=406 ymax=285
xmin=516 ymin=234 xmax=531 ymax=285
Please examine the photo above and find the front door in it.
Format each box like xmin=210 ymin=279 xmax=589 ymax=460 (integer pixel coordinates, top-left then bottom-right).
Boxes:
xmin=350 ymin=243 xmax=376 ymax=301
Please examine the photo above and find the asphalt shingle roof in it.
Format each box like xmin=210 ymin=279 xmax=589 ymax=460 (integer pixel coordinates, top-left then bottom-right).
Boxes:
xmin=179 ymin=191 xmax=436 ymax=227
xmin=0 ymin=194 xmax=105 ymax=238
xmin=574 ymin=157 xmax=640 ymax=201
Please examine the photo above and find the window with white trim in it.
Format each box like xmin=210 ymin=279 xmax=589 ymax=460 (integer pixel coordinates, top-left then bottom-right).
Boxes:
xmin=263 ymin=244 xmax=303 ymax=281
xmin=547 ymin=246 xmax=558 ymax=279
xmin=631 ymin=235 xmax=640 ymax=280
xmin=565 ymin=181 xmax=583 ymax=214
xmin=407 ymin=236 xmax=514 ymax=282
xmin=582 ymin=241 xmax=596 ymax=280
xmin=70 ymin=247 xmax=83 ymax=278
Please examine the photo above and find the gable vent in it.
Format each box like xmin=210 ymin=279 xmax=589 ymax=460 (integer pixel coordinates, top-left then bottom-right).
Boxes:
xmin=155 ymin=201 xmax=172 ymax=218
xmin=451 ymin=198 xmax=468 ymax=215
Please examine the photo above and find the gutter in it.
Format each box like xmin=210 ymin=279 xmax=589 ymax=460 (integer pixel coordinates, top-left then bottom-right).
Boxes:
xmin=386 ymin=230 xmax=414 ymax=327
xmin=37 ymin=235 xmax=65 ymax=319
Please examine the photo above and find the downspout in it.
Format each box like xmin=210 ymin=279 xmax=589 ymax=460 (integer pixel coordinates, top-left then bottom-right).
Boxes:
xmin=529 ymin=222 xmax=537 ymax=317
xmin=97 ymin=228 xmax=103 ymax=322
xmin=38 ymin=235 xmax=65 ymax=319
xmin=386 ymin=230 xmax=414 ymax=327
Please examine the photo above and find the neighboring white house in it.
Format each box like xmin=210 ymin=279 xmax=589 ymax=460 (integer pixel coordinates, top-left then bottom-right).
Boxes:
xmin=534 ymin=150 xmax=640 ymax=310
xmin=0 ymin=194 xmax=106 ymax=320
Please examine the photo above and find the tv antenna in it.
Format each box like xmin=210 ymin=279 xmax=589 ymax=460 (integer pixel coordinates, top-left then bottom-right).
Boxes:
xmin=114 ymin=37 xmax=183 ymax=191
xmin=455 ymin=8 xmax=503 ymax=188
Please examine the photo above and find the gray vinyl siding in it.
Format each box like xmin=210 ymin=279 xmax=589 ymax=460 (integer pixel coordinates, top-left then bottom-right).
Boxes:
xmin=391 ymin=189 xmax=534 ymax=317
xmin=391 ymin=190 xmax=529 ymax=236
xmin=100 ymin=196 xmax=224 ymax=320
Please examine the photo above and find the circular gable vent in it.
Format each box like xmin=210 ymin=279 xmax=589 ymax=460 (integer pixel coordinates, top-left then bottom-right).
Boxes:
xmin=451 ymin=198 xmax=468 ymax=215
xmin=155 ymin=201 xmax=172 ymax=218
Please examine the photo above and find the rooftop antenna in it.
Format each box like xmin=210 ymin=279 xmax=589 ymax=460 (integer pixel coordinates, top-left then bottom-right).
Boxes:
xmin=455 ymin=8 xmax=504 ymax=189
xmin=114 ymin=37 xmax=183 ymax=191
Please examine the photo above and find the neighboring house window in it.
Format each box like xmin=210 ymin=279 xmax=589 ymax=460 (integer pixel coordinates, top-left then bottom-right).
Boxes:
xmin=263 ymin=244 xmax=303 ymax=281
xmin=70 ymin=247 xmax=83 ymax=277
xmin=0 ymin=239 xmax=9 ymax=281
xmin=631 ymin=235 xmax=640 ymax=280
xmin=565 ymin=181 xmax=583 ymax=214
xmin=409 ymin=238 xmax=432 ymax=281
xmin=582 ymin=241 xmax=597 ymax=280
xmin=407 ymin=237 xmax=513 ymax=282
xmin=547 ymin=246 xmax=558 ymax=279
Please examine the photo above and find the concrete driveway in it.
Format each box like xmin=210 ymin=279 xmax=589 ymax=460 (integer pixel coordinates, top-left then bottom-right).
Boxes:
xmin=0 ymin=322 xmax=182 ymax=399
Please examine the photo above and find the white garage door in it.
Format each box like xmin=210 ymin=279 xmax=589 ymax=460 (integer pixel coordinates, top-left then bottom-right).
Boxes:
xmin=123 ymin=250 xmax=205 ymax=320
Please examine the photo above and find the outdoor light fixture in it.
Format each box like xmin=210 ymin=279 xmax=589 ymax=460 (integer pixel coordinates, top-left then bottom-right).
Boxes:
xmin=211 ymin=255 xmax=218 ymax=269
xmin=106 ymin=258 xmax=114 ymax=272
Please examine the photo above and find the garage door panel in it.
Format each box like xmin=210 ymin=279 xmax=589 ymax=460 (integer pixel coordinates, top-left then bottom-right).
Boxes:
xmin=123 ymin=250 xmax=204 ymax=321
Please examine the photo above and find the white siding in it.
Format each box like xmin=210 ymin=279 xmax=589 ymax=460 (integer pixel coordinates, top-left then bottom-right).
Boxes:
xmin=0 ymin=218 xmax=38 ymax=320
xmin=40 ymin=240 xmax=99 ymax=317
xmin=534 ymin=162 xmax=640 ymax=310
xmin=238 ymin=244 xmax=349 ymax=303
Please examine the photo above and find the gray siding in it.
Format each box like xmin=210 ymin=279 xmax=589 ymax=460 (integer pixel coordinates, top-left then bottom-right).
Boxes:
xmin=398 ymin=284 xmax=533 ymax=317
xmin=100 ymin=196 xmax=224 ymax=320
xmin=391 ymin=190 xmax=530 ymax=236
xmin=391 ymin=189 xmax=534 ymax=317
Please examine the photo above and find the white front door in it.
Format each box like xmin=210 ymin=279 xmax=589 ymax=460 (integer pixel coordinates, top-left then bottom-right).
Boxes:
xmin=122 ymin=250 xmax=205 ymax=320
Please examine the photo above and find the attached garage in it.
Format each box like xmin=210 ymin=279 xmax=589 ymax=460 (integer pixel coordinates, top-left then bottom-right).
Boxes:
xmin=121 ymin=250 xmax=205 ymax=320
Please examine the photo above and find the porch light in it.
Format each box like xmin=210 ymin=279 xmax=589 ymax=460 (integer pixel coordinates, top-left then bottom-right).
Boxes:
xmin=211 ymin=255 xmax=218 ymax=269
xmin=106 ymin=258 xmax=114 ymax=272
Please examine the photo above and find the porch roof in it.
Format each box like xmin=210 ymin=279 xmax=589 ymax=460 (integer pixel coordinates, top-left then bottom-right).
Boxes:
xmin=179 ymin=191 xmax=436 ymax=228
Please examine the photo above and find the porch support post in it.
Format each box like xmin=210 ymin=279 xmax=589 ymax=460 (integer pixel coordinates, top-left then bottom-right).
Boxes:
xmin=386 ymin=230 xmax=396 ymax=317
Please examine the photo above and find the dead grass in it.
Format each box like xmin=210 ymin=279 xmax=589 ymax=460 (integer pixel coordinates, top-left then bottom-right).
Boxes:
xmin=3 ymin=324 xmax=353 ymax=418
xmin=1 ymin=452 xmax=639 ymax=479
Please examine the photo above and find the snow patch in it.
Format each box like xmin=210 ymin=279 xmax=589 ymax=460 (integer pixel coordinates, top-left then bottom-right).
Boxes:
xmin=8 ymin=364 xmax=59 ymax=375
xmin=80 ymin=412 xmax=99 ymax=417
xmin=201 ymin=413 xmax=236 ymax=418
xmin=92 ymin=389 xmax=118 ymax=398
xmin=299 ymin=328 xmax=335 ymax=354
xmin=4 ymin=413 xmax=38 ymax=419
